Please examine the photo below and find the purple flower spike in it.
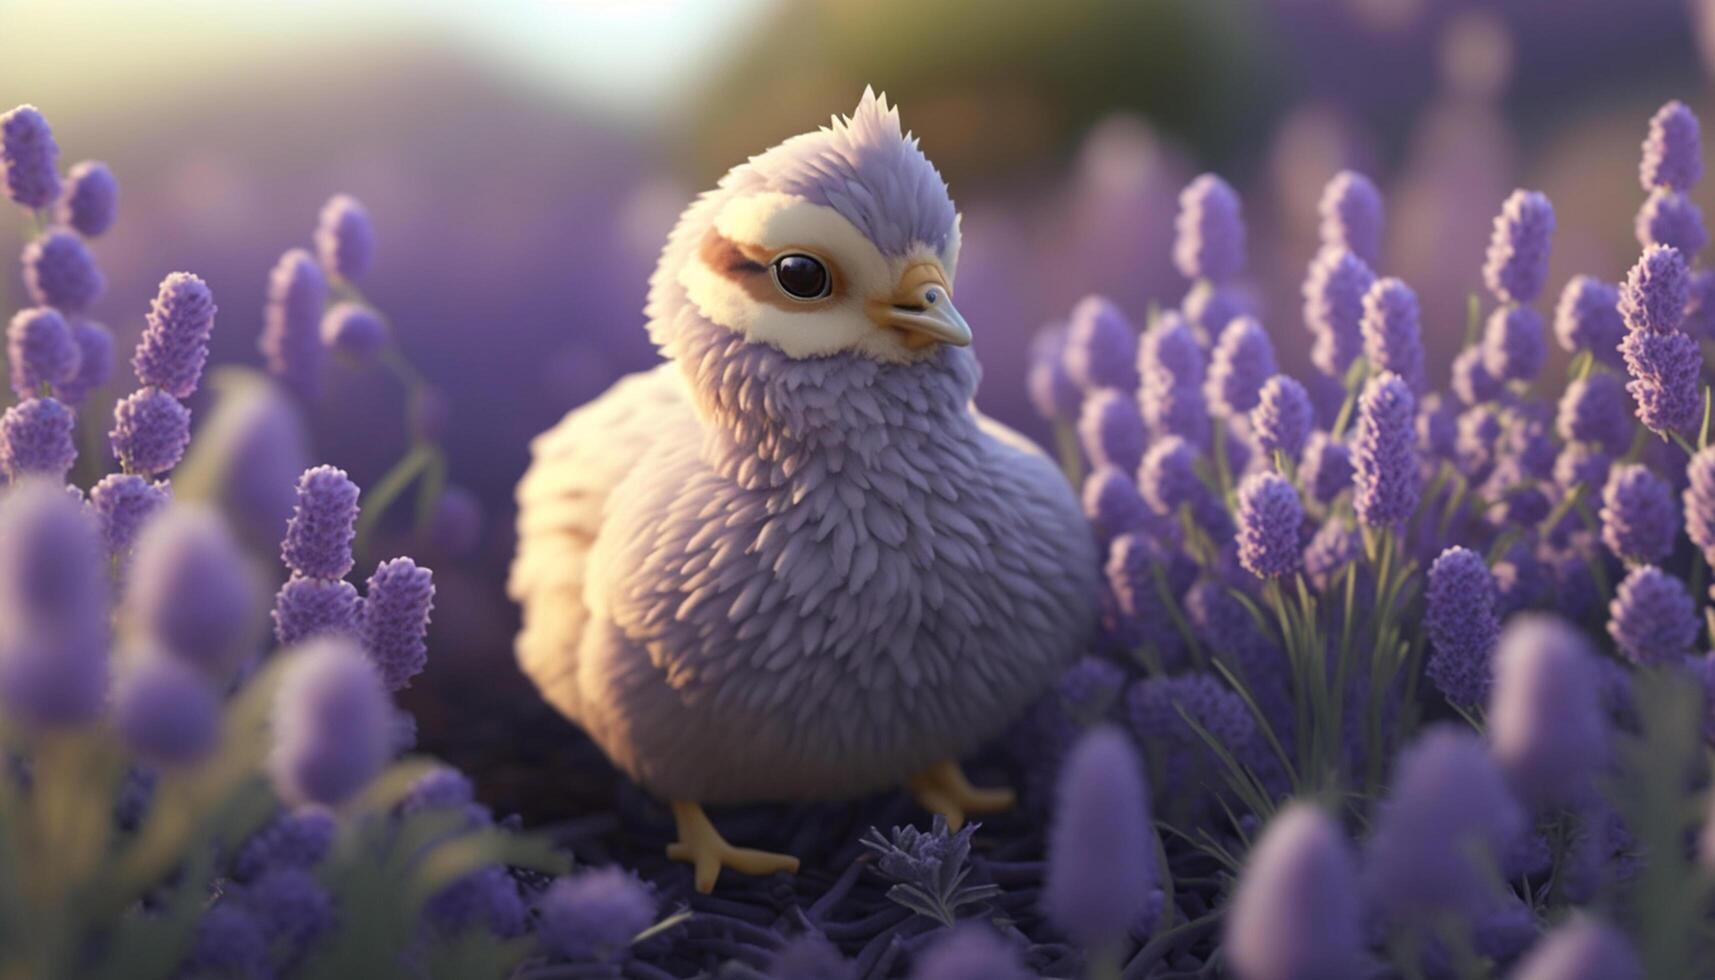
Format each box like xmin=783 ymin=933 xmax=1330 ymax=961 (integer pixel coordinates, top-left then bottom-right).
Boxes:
xmin=1107 ymin=532 xmax=1174 ymax=638
xmin=281 ymin=465 xmax=360 ymax=580
xmin=8 ymin=307 xmax=79 ymax=398
xmin=1236 ymin=472 xmax=1304 ymax=580
xmin=314 ymin=194 xmax=375 ymax=280
xmin=908 ymin=924 xmax=1032 ymax=980
xmin=1353 ymin=373 xmax=1420 ymax=529
xmin=1607 ymin=565 xmax=1697 ymax=665
xmin=1077 ymin=389 xmax=1148 ymax=474
xmin=22 ymin=229 xmax=104 ymax=314
xmin=1636 ymin=187 xmax=1708 ymax=257
xmin=187 ymin=906 xmax=267 ymax=978
xmin=1138 ymin=435 xmax=1202 ymax=517
xmin=268 ymin=637 xmax=391 ymax=807
xmin=1362 ymin=277 xmax=1425 ymax=392
xmin=1684 ymin=447 xmax=1715 ymax=565
xmin=1026 ymin=325 xmax=1081 ymax=422
xmin=110 ymin=388 xmax=191 ymax=476
xmin=1252 ymin=375 xmax=1313 ymax=460
xmin=320 ymin=303 xmax=389 ymax=363
xmin=1063 ymin=295 xmax=1139 ymax=391
xmin=1481 ymin=306 xmax=1545 ymax=383
xmin=1299 ymin=431 xmax=1354 ymax=504
xmin=1483 ymin=189 xmax=1555 ymax=305
xmin=231 ymin=807 xmax=337 ymax=882
xmin=1513 ymin=916 xmax=1643 ymax=980
xmin=1082 ymin=465 xmax=1151 ymax=543
xmin=1554 ymin=443 xmax=1612 ymax=492
xmin=1599 ymin=464 xmax=1680 ymax=565
xmin=1450 ymin=345 xmax=1501 ymax=407
xmin=1138 ymin=313 xmax=1209 ymax=448
xmin=273 ymin=576 xmax=361 ymax=646
xmin=1554 ymin=276 xmax=1625 ymax=359
xmin=260 ymin=249 xmax=329 ymax=400
xmin=126 ymin=507 xmax=260 ymax=679
xmin=0 ymin=481 xmax=109 ymax=727
xmin=113 ymin=649 xmax=221 ymax=766
xmin=1303 ymin=247 xmax=1373 ymax=378
xmin=89 ymin=473 xmax=170 ymax=559
xmin=1044 ymin=725 xmax=1156 ymax=951
xmin=1620 ymin=329 xmax=1702 ymax=434
xmin=1318 ymin=170 xmax=1383 ymax=265
xmin=58 ymin=161 xmax=116 ymax=237
xmin=133 ymin=272 xmax=217 ymax=399
xmin=536 ymin=867 xmax=656 ymax=962
xmin=0 ymin=106 xmax=60 ymax=209
xmin=1487 ymin=615 xmax=1607 ymax=810
xmin=1304 ymin=517 xmax=1362 ymax=593
xmin=1226 ymin=803 xmax=1363 ymax=980
xmin=0 ymin=397 xmax=77 ymax=481
xmin=1181 ymin=280 xmax=1250 ymax=344
xmin=360 ymin=557 xmax=434 ymax=692
xmin=1425 ymin=547 xmax=1500 ymax=708
xmin=1687 ymin=269 xmax=1715 ymax=341
xmin=1555 ymin=372 xmax=1631 ymax=453
xmin=1619 ymin=244 xmax=1690 ymax=335
xmin=1206 ymin=315 xmax=1277 ymax=416
xmin=1417 ymin=392 xmax=1458 ymax=462
xmin=55 ymin=319 xmax=114 ymax=405
xmin=1173 ymin=173 xmax=1245 ymax=283
xmin=1640 ymin=100 xmax=1702 ymax=192
xmin=1361 ymin=726 xmax=1524 ymax=925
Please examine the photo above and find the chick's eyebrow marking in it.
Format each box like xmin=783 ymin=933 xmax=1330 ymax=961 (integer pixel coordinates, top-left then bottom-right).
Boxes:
xmin=697 ymin=229 xmax=839 ymax=311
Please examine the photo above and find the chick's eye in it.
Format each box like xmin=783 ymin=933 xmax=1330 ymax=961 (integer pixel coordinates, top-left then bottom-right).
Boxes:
xmin=771 ymin=254 xmax=831 ymax=300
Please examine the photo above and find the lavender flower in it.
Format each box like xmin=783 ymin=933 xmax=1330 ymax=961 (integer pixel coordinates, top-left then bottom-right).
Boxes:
xmin=22 ymin=229 xmax=103 ymax=313
xmin=1600 ymin=464 xmax=1680 ymax=564
xmin=1236 ymin=472 xmax=1304 ymax=579
xmin=1685 ymin=447 xmax=1715 ymax=565
xmin=268 ymin=637 xmax=391 ymax=807
xmin=1127 ymin=673 xmax=1255 ymax=798
xmin=1026 ymin=325 xmax=1081 ymax=422
xmin=281 ymin=465 xmax=360 ymax=580
xmin=1607 ymin=565 xmax=1697 ymax=665
xmin=112 ymin=649 xmax=221 ymax=766
xmin=769 ymin=934 xmax=855 ymax=980
xmin=1304 ymin=517 xmax=1362 ymax=593
xmin=1554 ymin=275 xmax=1625 ymax=359
xmin=1512 ymin=916 xmax=1643 ymax=980
xmin=1138 ymin=435 xmax=1202 ymax=516
xmin=1620 ymin=329 xmax=1702 ymax=433
xmin=109 ymin=388 xmax=190 ymax=476
xmin=273 ymin=576 xmax=361 ymax=646
xmin=1554 ymin=444 xmax=1612 ymax=494
xmin=1425 ymin=547 xmax=1500 ymax=708
xmin=1252 ymin=375 xmax=1313 ymax=460
xmin=0 ymin=480 xmax=109 ymax=727
xmin=260 ymin=248 xmax=329 ymax=400
xmin=243 ymin=867 xmax=336 ymax=947
xmin=1417 ymin=392 xmax=1458 ymax=462
xmin=360 ymin=557 xmax=434 ymax=691
xmin=1299 ymin=431 xmax=1354 ymax=504
xmin=1358 ymin=279 xmax=1423 ymax=391
xmin=55 ymin=318 xmax=114 ymax=405
xmin=1207 ymin=316 xmax=1277 ymax=416
xmin=58 ymin=160 xmax=116 ymax=237
xmin=428 ymin=485 xmax=483 ymax=557
xmin=1687 ymin=268 xmax=1715 ymax=340
xmin=1063 ymin=295 xmax=1139 ymax=391
xmin=1456 ymin=405 xmax=1504 ymax=480
xmin=908 ymin=925 xmax=1031 ymax=980
xmin=536 ymin=868 xmax=656 ymax=961
xmin=0 ymin=105 xmax=59 ymax=209
xmin=320 ymin=303 xmax=389 ymax=363
xmin=1181 ymin=279 xmax=1250 ymax=342
xmin=7 ymin=308 xmax=79 ymax=398
xmin=1173 ymin=173 xmax=1245 ymax=282
xmin=1636 ymin=187 xmax=1708 ymax=256
xmin=1353 ymin=373 xmax=1419 ymax=528
xmin=1106 ymin=532 xmax=1176 ymax=649
xmin=1482 ymin=306 xmax=1546 ymax=383
xmin=0 ymin=397 xmax=76 ymax=481
xmin=1451 ymin=345 xmax=1502 ymax=407
xmin=125 ymin=507 xmax=260 ymax=678
xmin=1138 ymin=313 xmax=1208 ymax=447
xmin=1619 ymin=243 xmax=1690 ymax=335
xmin=1077 ymin=389 xmax=1148 ymax=474
xmin=1640 ymin=100 xmax=1702 ymax=192
xmin=1303 ymin=247 xmax=1373 ymax=378
xmin=1361 ymin=726 xmax=1524 ymax=925
xmin=1043 ymin=725 xmax=1156 ymax=951
xmin=314 ymin=194 xmax=375 ymax=280
xmin=1487 ymin=615 xmax=1607 ymax=809
xmin=1483 ymin=190 xmax=1555 ymax=305
xmin=1318 ymin=170 xmax=1383 ymax=265
xmin=90 ymin=473 xmax=170 ymax=560
xmin=1082 ymin=465 xmax=1151 ymax=543
xmin=232 ymin=807 xmax=337 ymax=882
xmin=1556 ymin=372 xmax=1631 ymax=453
xmin=1225 ymin=803 xmax=1362 ymax=980
xmin=133 ymin=272 xmax=217 ymax=399
xmin=187 ymin=906 xmax=268 ymax=978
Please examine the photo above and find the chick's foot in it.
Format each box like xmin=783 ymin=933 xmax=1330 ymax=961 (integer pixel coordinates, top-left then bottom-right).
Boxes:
xmin=906 ymin=760 xmax=1016 ymax=831
xmin=666 ymin=801 xmax=800 ymax=893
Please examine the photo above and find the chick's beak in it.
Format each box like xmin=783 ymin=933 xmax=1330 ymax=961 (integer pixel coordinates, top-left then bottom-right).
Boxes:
xmin=871 ymin=262 xmax=971 ymax=350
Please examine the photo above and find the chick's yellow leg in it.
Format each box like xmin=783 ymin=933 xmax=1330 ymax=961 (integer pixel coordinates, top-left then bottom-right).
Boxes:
xmin=907 ymin=760 xmax=1016 ymax=831
xmin=666 ymin=801 xmax=800 ymax=894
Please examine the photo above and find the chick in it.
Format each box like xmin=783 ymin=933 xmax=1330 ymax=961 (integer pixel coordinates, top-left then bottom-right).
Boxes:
xmin=510 ymin=90 xmax=1097 ymax=891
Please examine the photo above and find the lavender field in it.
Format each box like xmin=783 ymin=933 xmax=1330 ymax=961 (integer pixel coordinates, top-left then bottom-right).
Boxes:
xmin=3 ymin=1 xmax=1715 ymax=978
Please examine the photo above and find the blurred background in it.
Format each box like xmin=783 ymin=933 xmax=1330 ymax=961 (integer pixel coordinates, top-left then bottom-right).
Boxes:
xmin=2 ymin=0 xmax=1709 ymax=810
